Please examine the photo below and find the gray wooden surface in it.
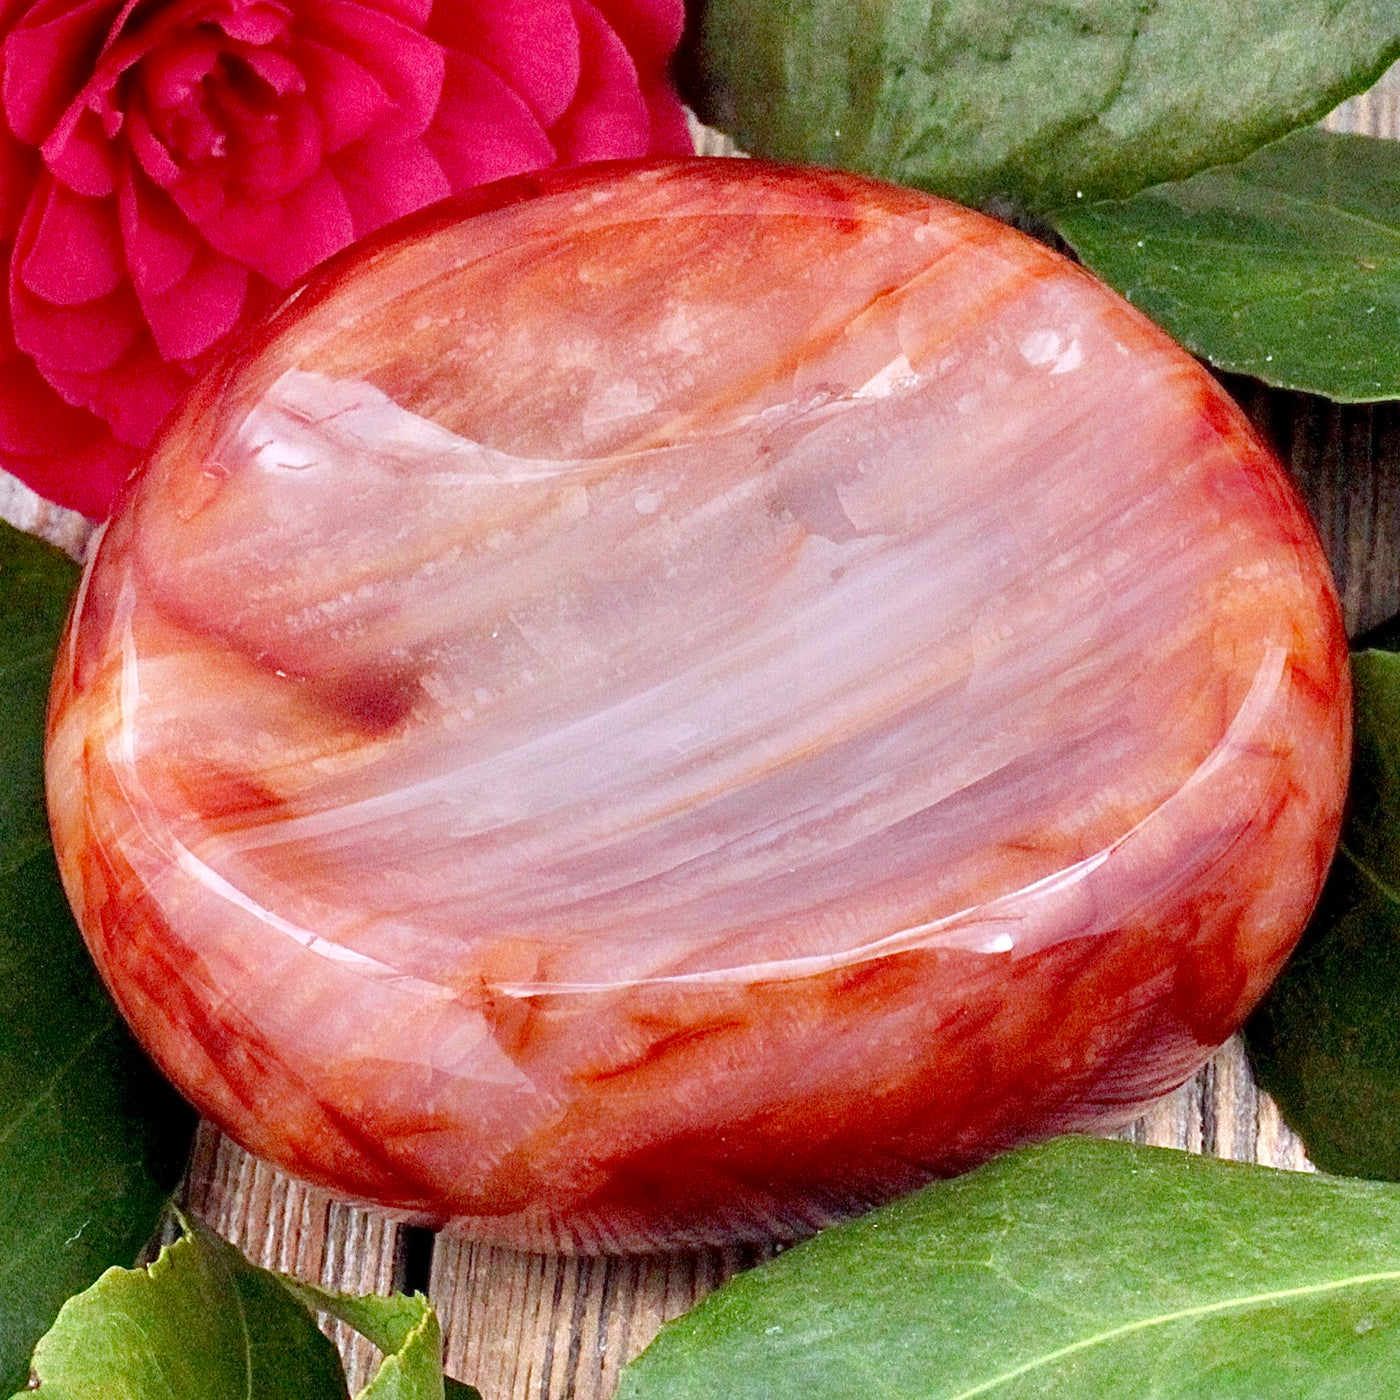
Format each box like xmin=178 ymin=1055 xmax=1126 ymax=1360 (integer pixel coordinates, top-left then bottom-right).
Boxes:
xmin=6 ymin=63 xmax=1400 ymax=1397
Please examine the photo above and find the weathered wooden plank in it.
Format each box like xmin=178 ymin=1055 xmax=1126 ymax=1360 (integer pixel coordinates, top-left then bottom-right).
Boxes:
xmin=432 ymin=1237 xmax=781 ymax=1399
xmin=1326 ymin=61 xmax=1400 ymax=135
xmin=0 ymin=471 xmax=94 ymax=562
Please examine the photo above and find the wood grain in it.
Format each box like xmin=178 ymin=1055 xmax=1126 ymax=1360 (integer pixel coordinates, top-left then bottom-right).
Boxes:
xmin=6 ymin=61 xmax=1400 ymax=1398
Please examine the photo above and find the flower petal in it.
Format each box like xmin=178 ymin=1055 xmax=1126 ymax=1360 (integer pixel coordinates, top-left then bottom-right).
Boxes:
xmin=11 ymin=191 xmax=141 ymax=373
xmin=298 ymin=37 xmax=395 ymax=153
xmin=425 ymin=51 xmax=556 ymax=191
xmin=211 ymin=0 xmax=293 ymax=47
xmin=140 ymin=245 xmax=247 ymax=360
xmin=0 ymin=286 xmax=134 ymax=515
xmin=188 ymin=165 xmax=354 ymax=284
xmin=241 ymin=46 xmax=306 ymax=97
xmin=0 ymin=0 xmax=36 ymax=41
xmin=43 ymin=104 xmax=117 ymax=196
xmin=224 ymin=93 xmax=324 ymax=197
xmin=644 ymin=83 xmax=692 ymax=155
xmin=0 ymin=126 xmax=40 ymax=241
xmin=168 ymin=164 xmax=231 ymax=228
xmin=302 ymin=0 xmax=444 ymax=143
xmin=550 ymin=0 xmax=650 ymax=164
xmin=138 ymin=29 xmax=221 ymax=115
xmin=126 ymin=102 xmax=184 ymax=186
xmin=0 ymin=357 xmax=97 ymax=454
xmin=427 ymin=0 xmax=580 ymax=130
xmin=2 ymin=0 xmax=124 ymax=143
xmin=0 ymin=362 xmax=135 ymax=516
xmin=356 ymin=0 xmax=429 ymax=32
xmin=38 ymin=434 xmax=137 ymax=516
xmin=20 ymin=174 xmax=124 ymax=304
xmin=594 ymin=0 xmax=684 ymax=70
xmin=42 ymin=337 xmax=188 ymax=445
xmin=10 ymin=277 xmax=143 ymax=373
xmin=77 ymin=0 xmax=202 ymax=138
xmin=117 ymin=157 xmax=198 ymax=298
xmin=333 ymin=136 xmax=448 ymax=235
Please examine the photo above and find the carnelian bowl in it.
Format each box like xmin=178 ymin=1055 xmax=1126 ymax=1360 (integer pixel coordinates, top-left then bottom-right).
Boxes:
xmin=46 ymin=160 xmax=1349 ymax=1249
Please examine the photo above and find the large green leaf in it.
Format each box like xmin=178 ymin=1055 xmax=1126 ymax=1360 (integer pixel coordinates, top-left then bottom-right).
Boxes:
xmin=1247 ymin=645 xmax=1400 ymax=1177
xmin=0 ymin=521 xmax=194 ymax=1392
xmin=19 ymin=1218 xmax=348 ymax=1400
xmin=1054 ymin=129 xmax=1400 ymax=402
xmin=619 ymin=1137 xmax=1400 ymax=1399
xmin=683 ymin=0 xmax=1400 ymax=213
xmin=17 ymin=1215 xmax=476 ymax=1400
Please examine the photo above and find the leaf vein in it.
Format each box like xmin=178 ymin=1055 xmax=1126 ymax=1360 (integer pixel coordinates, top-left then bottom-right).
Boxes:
xmin=1339 ymin=840 xmax=1400 ymax=909
xmin=942 ymin=1270 xmax=1400 ymax=1399
xmin=0 ymin=1019 xmax=112 ymax=1154
xmin=1242 ymin=179 xmax=1400 ymax=250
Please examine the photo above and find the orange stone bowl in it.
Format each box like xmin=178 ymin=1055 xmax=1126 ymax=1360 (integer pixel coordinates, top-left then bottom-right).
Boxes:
xmin=46 ymin=160 xmax=1350 ymax=1250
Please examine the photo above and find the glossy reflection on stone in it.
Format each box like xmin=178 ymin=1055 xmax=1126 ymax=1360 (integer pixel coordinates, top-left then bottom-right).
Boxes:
xmin=46 ymin=160 xmax=1350 ymax=1250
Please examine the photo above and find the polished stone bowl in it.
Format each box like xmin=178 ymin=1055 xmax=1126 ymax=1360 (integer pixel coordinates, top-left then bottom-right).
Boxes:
xmin=46 ymin=159 xmax=1349 ymax=1249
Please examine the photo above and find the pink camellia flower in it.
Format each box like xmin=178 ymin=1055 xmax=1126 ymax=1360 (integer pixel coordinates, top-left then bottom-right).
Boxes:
xmin=0 ymin=0 xmax=691 ymax=518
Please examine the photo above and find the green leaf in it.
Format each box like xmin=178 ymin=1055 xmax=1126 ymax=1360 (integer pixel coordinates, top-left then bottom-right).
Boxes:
xmin=683 ymin=0 xmax=1400 ymax=213
xmin=15 ymin=1213 xmax=473 ymax=1400
xmin=619 ymin=1137 xmax=1400 ymax=1400
xmin=1247 ymin=644 xmax=1400 ymax=1178
xmin=18 ymin=1216 xmax=348 ymax=1400
xmin=0 ymin=521 xmax=194 ymax=1392
xmin=280 ymin=1280 xmax=480 ymax=1400
xmin=1054 ymin=128 xmax=1400 ymax=401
